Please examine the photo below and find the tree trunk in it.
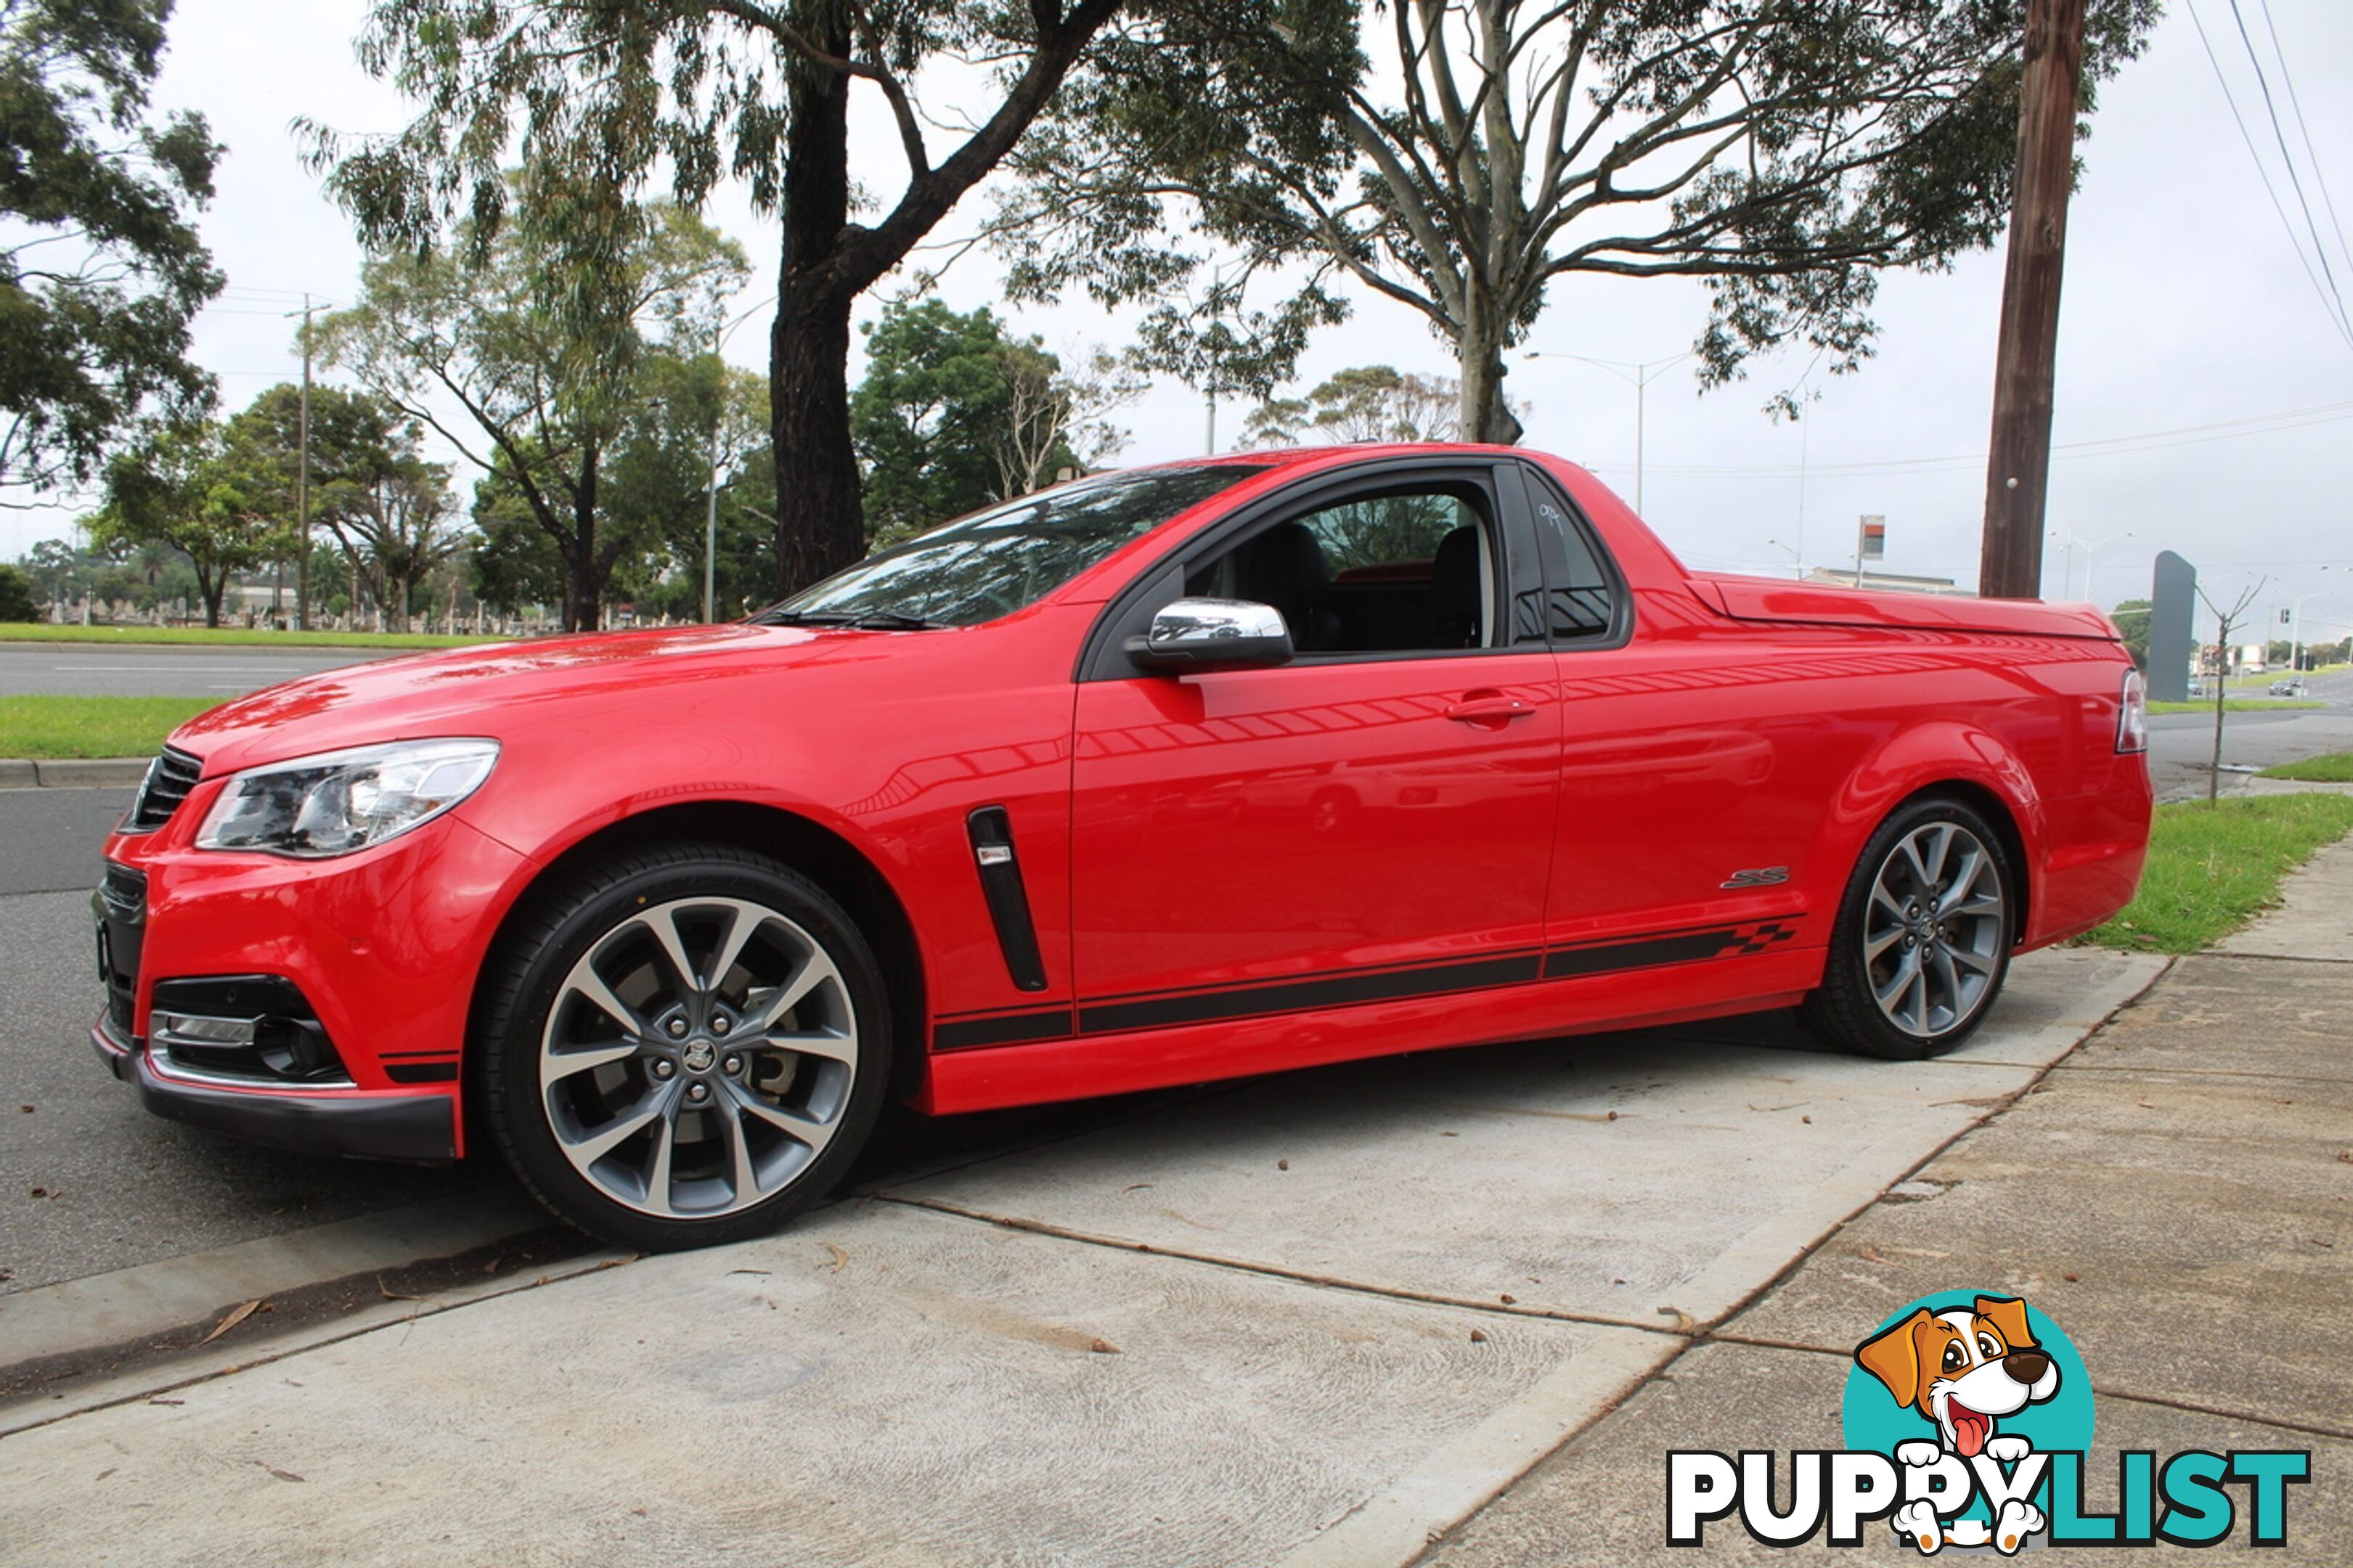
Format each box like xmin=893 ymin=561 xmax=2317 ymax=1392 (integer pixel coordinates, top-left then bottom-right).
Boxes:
xmin=563 ymin=446 xmax=603 ymax=633
xmin=770 ymin=3 xmax=864 ymax=599
xmin=771 ymin=287 xmax=862 ymax=595
xmin=1457 ymin=290 xmax=1522 ymax=445
xmin=198 ymin=568 xmax=224 ymax=629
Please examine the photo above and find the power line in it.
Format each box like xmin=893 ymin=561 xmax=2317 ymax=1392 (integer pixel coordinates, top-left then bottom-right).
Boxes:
xmin=2224 ymin=0 xmax=2353 ymax=335
xmin=1588 ymin=396 xmax=2353 ymax=480
xmin=2256 ymin=0 xmax=2353 ymax=290
xmin=2182 ymin=0 xmax=2353 ymax=351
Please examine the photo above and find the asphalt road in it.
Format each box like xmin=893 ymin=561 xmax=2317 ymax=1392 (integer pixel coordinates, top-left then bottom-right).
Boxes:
xmin=2143 ymin=666 xmax=2353 ymax=801
xmin=0 ymin=642 xmax=396 ymax=697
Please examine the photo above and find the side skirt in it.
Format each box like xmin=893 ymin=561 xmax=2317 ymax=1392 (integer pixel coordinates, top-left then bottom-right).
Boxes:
xmin=915 ymin=947 xmax=1822 ymax=1116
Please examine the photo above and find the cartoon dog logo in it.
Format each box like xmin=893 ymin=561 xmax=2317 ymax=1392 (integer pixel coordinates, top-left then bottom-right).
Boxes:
xmin=1856 ymin=1294 xmax=2061 ymax=1553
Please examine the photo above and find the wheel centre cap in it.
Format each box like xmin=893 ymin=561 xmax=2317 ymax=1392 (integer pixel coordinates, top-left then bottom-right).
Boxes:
xmin=682 ymin=1040 xmax=717 ymax=1073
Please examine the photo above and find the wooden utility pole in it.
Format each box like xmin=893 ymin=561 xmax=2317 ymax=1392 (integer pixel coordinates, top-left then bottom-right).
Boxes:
xmin=1978 ymin=0 xmax=2087 ymax=600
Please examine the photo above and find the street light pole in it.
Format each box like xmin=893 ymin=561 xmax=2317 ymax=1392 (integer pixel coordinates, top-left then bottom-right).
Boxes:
xmin=704 ymin=298 xmax=775 ymax=624
xmin=2046 ymin=529 xmax=2131 ymax=601
xmin=1522 ymin=350 xmax=1692 ymax=516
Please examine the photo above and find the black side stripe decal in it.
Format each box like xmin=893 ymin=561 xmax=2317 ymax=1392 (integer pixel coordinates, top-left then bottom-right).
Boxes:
xmin=1080 ymin=951 xmax=1541 ymax=1036
xmin=1543 ymin=919 xmax=1801 ymax=979
xmin=934 ymin=1006 xmax=1077 ymax=1052
xmin=932 ymin=916 xmax=1806 ymax=1052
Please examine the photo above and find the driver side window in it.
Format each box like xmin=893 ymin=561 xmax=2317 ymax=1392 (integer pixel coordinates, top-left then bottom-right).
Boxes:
xmin=1184 ymin=485 xmax=1493 ymax=656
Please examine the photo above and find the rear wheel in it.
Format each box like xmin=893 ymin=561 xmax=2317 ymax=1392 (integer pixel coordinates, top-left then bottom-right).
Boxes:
xmin=476 ymin=844 xmax=889 ymax=1251
xmin=1802 ymin=796 xmax=2014 ymax=1061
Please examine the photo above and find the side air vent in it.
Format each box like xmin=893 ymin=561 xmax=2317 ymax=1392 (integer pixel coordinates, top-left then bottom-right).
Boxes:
xmin=127 ymin=746 xmax=203 ymax=831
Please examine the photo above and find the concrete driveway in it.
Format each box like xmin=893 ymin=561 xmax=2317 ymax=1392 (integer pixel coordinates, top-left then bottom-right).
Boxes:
xmin=0 ymin=948 xmax=2160 ymax=1567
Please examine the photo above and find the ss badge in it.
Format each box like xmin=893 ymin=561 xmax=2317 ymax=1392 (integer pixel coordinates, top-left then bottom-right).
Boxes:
xmin=1719 ymin=866 xmax=1790 ymax=889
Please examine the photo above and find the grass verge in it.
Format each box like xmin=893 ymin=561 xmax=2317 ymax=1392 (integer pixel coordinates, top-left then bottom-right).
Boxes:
xmin=0 ymin=695 xmax=218 ymax=759
xmin=2147 ymin=699 xmax=2321 ymax=714
xmin=2087 ymin=793 xmax=2353 ymax=953
xmin=2259 ymin=751 xmax=2353 ymax=783
xmin=0 ymin=622 xmax=493 ymax=650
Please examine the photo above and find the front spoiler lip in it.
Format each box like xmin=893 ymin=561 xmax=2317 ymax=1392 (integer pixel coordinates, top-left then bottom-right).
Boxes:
xmin=91 ymin=1018 xmax=458 ymax=1165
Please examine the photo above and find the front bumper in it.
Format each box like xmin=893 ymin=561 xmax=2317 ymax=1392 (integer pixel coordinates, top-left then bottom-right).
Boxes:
xmin=91 ymin=1015 xmax=459 ymax=1163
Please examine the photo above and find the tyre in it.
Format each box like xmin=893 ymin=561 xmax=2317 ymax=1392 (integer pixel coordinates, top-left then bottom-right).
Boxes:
xmin=475 ymin=843 xmax=891 ymax=1251
xmin=1801 ymin=796 xmax=2015 ymax=1061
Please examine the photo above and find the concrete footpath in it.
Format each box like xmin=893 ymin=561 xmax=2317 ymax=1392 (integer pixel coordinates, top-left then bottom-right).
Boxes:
xmin=1 ymin=849 xmax=2346 ymax=1562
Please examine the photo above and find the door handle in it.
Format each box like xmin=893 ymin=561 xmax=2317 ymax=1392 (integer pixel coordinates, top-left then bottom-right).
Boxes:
xmin=1445 ymin=693 xmax=1536 ymax=724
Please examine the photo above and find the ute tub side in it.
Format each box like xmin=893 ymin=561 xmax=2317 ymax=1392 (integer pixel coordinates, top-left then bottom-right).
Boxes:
xmin=1687 ymin=572 xmax=2119 ymax=641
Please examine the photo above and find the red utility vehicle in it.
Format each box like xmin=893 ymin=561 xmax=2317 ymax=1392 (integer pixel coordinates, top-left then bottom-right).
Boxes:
xmin=91 ymin=445 xmax=2152 ymax=1248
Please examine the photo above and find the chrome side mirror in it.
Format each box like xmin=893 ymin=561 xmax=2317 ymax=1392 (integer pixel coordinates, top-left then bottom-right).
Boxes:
xmin=1123 ymin=597 xmax=1295 ymax=673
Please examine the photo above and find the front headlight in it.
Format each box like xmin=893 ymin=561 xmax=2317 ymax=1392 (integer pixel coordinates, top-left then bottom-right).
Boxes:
xmin=195 ymin=739 xmax=500 ymax=859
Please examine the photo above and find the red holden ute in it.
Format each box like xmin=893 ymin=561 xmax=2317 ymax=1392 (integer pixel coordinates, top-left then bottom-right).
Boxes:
xmin=91 ymin=444 xmax=2153 ymax=1249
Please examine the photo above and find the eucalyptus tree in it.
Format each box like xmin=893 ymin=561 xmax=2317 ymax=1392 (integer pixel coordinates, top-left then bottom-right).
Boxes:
xmin=316 ymin=189 xmax=747 ymax=630
xmin=93 ymin=420 xmax=266 ymax=626
xmin=1007 ymin=0 xmax=2158 ymax=443
xmin=304 ymin=0 xmax=1124 ymax=595
xmin=1 ymin=0 xmax=221 ymax=499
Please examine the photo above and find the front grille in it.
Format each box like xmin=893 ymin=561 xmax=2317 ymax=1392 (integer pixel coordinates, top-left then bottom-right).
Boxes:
xmin=127 ymin=746 xmax=203 ymax=831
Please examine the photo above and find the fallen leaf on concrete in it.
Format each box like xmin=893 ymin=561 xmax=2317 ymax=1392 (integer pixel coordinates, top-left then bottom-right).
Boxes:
xmin=1090 ymin=1338 xmax=1122 ymax=1355
xmin=94 ymin=1468 xmax=116 ymax=1481
xmin=28 ymin=1187 xmax=47 ymax=1199
xmin=1277 ymin=1159 xmax=1289 ymax=1170
xmin=727 ymin=1267 xmax=772 ymax=1277
xmin=1122 ymin=1182 xmax=1154 ymax=1191
xmin=1748 ymin=1102 xmax=1803 ymax=1114
xmin=2314 ymin=1238 xmax=2336 ymax=1249
xmin=821 ymin=1243 xmax=850 ymax=1273
xmin=2063 ymin=1273 xmax=2080 ymax=1282
xmin=1469 ymin=1329 xmax=1488 ymax=1344
xmin=147 ymin=1397 xmax=184 ymax=1407
xmin=255 ymin=1462 xmax=305 ymax=1484
xmin=1657 ymin=1306 xmax=1697 ymax=1334
xmin=1440 ymin=1130 xmax=1459 ymax=1137
xmin=18 ymin=1105 xmax=30 ymax=1114
xmin=1801 ymin=1115 xmax=1812 ymax=1124
xmin=2337 ymin=1151 xmax=2353 ymax=1164
xmin=1499 ymin=1294 xmax=1517 ymax=1304
xmin=1856 ymin=1246 xmax=1904 ymax=1268
xmin=200 ymin=1301 xmax=261 ymax=1344
xmin=1930 ymin=1096 xmax=2006 ymax=1108
xmin=376 ymin=1279 xmax=433 ymax=1304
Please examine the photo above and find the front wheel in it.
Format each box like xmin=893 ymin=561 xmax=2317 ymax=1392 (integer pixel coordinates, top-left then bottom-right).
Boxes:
xmin=1801 ymin=797 xmax=2015 ymax=1061
xmin=475 ymin=844 xmax=890 ymax=1251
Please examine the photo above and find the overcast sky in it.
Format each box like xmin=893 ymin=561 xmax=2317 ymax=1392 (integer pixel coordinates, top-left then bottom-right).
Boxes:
xmin=13 ymin=0 xmax=2352 ymax=642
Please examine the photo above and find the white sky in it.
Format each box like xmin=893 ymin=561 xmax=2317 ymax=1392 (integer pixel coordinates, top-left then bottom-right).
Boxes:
xmin=12 ymin=0 xmax=2352 ymax=642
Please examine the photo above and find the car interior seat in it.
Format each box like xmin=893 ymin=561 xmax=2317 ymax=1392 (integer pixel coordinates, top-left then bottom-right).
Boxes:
xmin=1430 ymin=525 xmax=1484 ymax=648
xmin=1240 ymin=522 xmax=1345 ymax=651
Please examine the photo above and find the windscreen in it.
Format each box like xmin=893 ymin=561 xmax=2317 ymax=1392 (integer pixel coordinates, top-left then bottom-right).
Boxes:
xmin=766 ymin=465 xmax=1257 ymax=628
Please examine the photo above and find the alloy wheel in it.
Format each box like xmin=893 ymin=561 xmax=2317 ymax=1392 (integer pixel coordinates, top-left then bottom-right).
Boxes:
xmin=1862 ymin=821 xmax=2007 ymax=1039
xmin=537 ymin=897 xmax=858 ymax=1218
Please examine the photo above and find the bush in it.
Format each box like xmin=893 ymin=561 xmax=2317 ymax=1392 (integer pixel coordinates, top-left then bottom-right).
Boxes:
xmin=0 ymin=563 xmax=42 ymax=623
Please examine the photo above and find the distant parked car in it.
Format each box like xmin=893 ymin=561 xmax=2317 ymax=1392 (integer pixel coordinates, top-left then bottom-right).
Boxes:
xmin=2186 ymin=679 xmax=2208 ymax=698
xmin=2270 ymin=677 xmax=2307 ymax=696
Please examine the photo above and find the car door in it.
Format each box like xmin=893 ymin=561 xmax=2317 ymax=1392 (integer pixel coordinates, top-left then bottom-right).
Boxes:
xmin=1066 ymin=460 xmax=1563 ymax=1032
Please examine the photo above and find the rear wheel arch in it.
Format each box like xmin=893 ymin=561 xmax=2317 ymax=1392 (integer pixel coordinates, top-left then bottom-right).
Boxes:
xmin=1816 ymin=725 xmax=2044 ymax=947
xmin=467 ymin=801 xmax=930 ymax=1108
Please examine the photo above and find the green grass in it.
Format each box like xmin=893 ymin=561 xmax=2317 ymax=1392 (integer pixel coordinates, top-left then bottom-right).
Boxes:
xmin=2260 ymin=751 xmax=2353 ymax=783
xmin=2086 ymin=793 xmax=2353 ymax=953
xmin=0 ymin=695 xmax=219 ymax=759
xmin=0 ymin=621 xmax=494 ymax=650
xmin=2147 ymin=699 xmax=2322 ymax=714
